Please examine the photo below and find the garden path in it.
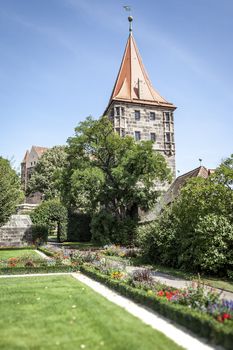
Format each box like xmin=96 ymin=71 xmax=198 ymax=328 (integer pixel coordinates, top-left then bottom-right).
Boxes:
xmin=125 ymin=266 xmax=233 ymax=301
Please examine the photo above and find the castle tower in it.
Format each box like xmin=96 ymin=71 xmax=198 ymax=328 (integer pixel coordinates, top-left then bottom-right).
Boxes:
xmin=104 ymin=16 xmax=176 ymax=183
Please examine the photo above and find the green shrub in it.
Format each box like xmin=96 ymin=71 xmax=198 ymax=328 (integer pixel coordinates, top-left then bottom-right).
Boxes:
xmin=30 ymin=199 xmax=68 ymax=242
xmin=91 ymin=210 xmax=136 ymax=245
xmin=136 ymin=208 xmax=179 ymax=267
xmin=67 ymin=211 xmax=91 ymax=242
xmin=193 ymin=214 xmax=233 ymax=273
xmin=31 ymin=224 xmax=49 ymax=245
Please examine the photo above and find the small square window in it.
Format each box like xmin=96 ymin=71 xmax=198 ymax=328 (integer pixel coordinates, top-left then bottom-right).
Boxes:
xmin=150 ymin=112 xmax=155 ymax=120
xmin=135 ymin=110 xmax=140 ymax=120
xmin=135 ymin=131 xmax=141 ymax=141
xmin=150 ymin=133 xmax=156 ymax=142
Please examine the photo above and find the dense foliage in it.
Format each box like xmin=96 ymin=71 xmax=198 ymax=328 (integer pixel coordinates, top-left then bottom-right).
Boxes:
xmin=30 ymin=199 xmax=68 ymax=242
xmin=27 ymin=146 xmax=67 ymax=200
xmin=63 ymin=116 xmax=171 ymax=244
xmin=137 ymin=154 xmax=233 ymax=276
xmin=67 ymin=212 xmax=92 ymax=242
xmin=0 ymin=157 xmax=24 ymax=226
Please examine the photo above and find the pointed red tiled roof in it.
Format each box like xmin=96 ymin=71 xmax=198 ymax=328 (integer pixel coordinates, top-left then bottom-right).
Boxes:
xmin=22 ymin=150 xmax=29 ymax=163
xmin=32 ymin=146 xmax=48 ymax=157
xmin=106 ymin=33 xmax=175 ymax=110
xmin=164 ymin=166 xmax=212 ymax=205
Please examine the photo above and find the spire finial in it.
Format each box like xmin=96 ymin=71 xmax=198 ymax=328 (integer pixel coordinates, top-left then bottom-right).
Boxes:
xmin=123 ymin=5 xmax=133 ymax=33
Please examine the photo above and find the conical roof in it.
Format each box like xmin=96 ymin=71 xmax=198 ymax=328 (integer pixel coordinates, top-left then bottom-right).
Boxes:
xmin=106 ymin=33 xmax=175 ymax=109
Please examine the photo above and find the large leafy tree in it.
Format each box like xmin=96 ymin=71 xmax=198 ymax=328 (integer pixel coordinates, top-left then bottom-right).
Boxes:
xmin=0 ymin=157 xmax=24 ymax=226
xmin=27 ymin=146 xmax=67 ymax=200
xmin=138 ymin=154 xmax=233 ymax=274
xmin=63 ymin=116 xmax=171 ymax=243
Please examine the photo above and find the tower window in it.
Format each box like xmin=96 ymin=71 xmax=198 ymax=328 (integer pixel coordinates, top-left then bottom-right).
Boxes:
xmin=121 ymin=107 xmax=125 ymax=116
xmin=150 ymin=112 xmax=155 ymax=120
xmin=166 ymin=133 xmax=171 ymax=142
xmin=135 ymin=110 xmax=140 ymax=120
xmin=135 ymin=131 xmax=141 ymax=141
xmin=116 ymin=107 xmax=120 ymax=116
xmin=165 ymin=112 xmax=170 ymax=122
xmin=150 ymin=133 xmax=156 ymax=142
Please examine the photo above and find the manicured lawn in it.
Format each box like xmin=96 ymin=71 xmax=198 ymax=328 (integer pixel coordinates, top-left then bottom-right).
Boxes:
xmin=0 ymin=249 xmax=40 ymax=260
xmin=0 ymin=275 xmax=183 ymax=350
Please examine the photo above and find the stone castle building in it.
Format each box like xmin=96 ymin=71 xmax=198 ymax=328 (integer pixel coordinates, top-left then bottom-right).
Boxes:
xmin=21 ymin=145 xmax=48 ymax=191
xmin=104 ymin=17 xmax=176 ymax=182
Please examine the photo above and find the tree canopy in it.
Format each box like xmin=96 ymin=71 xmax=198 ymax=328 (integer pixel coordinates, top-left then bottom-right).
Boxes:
xmin=0 ymin=157 xmax=24 ymax=226
xmin=30 ymin=199 xmax=68 ymax=242
xmin=62 ymin=116 xmax=171 ymax=243
xmin=137 ymin=154 xmax=233 ymax=275
xmin=27 ymin=146 xmax=67 ymax=200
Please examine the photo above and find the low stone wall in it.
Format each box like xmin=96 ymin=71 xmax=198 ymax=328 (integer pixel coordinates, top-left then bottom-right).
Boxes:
xmin=0 ymin=215 xmax=32 ymax=247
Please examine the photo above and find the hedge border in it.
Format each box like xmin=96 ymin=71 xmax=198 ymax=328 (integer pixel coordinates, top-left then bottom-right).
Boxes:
xmin=0 ymin=265 xmax=79 ymax=275
xmin=0 ymin=246 xmax=35 ymax=251
xmin=80 ymin=264 xmax=233 ymax=350
xmin=37 ymin=247 xmax=56 ymax=257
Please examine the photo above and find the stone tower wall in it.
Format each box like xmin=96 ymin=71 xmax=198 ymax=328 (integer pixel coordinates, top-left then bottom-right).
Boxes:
xmin=106 ymin=101 xmax=176 ymax=188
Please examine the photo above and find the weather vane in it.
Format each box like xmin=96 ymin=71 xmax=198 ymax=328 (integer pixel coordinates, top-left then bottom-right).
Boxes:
xmin=123 ymin=5 xmax=133 ymax=33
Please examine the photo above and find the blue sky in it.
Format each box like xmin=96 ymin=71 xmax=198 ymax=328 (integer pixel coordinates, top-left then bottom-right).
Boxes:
xmin=0 ymin=0 xmax=232 ymax=174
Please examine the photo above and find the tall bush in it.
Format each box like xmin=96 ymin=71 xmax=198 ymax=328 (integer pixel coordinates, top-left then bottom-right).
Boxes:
xmin=137 ymin=154 xmax=233 ymax=276
xmin=67 ymin=212 xmax=91 ymax=242
xmin=30 ymin=199 xmax=68 ymax=242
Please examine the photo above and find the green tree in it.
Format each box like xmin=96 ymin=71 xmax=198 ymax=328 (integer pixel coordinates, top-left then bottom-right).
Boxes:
xmin=30 ymin=199 xmax=68 ymax=242
xmin=0 ymin=157 xmax=24 ymax=226
xmin=138 ymin=154 xmax=233 ymax=275
xmin=63 ymin=116 xmax=171 ymax=243
xmin=27 ymin=146 xmax=67 ymax=200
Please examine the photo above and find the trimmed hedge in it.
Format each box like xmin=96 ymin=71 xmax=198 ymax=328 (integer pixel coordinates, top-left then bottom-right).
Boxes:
xmin=80 ymin=265 xmax=233 ymax=350
xmin=37 ymin=247 xmax=56 ymax=257
xmin=67 ymin=212 xmax=91 ymax=242
xmin=0 ymin=246 xmax=35 ymax=250
xmin=0 ymin=265 xmax=79 ymax=275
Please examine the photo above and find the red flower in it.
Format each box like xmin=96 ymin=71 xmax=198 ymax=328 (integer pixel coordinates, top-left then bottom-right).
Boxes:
xmin=222 ymin=313 xmax=231 ymax=321
xmin=157 ymin=291 xmax=164 ymax=297
xmin=165 ymin=292 xmax=173 ymax=300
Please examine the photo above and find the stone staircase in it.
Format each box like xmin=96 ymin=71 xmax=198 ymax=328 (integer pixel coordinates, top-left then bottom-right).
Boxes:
xmin=0 ymin=215 xmax=32 ymax=247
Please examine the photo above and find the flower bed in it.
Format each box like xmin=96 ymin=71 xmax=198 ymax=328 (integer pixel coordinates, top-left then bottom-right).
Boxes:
xmin=0 ymin=247 xmax=80 ymax=274
xmin=80 ymin=264 xmax=233 ymax=350
xmin=31 ymin=244 xmax=233 ymax=349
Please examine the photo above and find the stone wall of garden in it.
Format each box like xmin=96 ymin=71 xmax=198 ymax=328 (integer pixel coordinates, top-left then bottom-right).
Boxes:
xmin=0 ymin=215 xmax=32 ymax=247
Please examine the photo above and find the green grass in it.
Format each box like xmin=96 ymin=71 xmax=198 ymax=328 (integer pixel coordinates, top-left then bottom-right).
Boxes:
xmin=0 ymin=249 xmax=41 ymax=260
xmin=0 ymin=276 xmax=183 ymax=350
